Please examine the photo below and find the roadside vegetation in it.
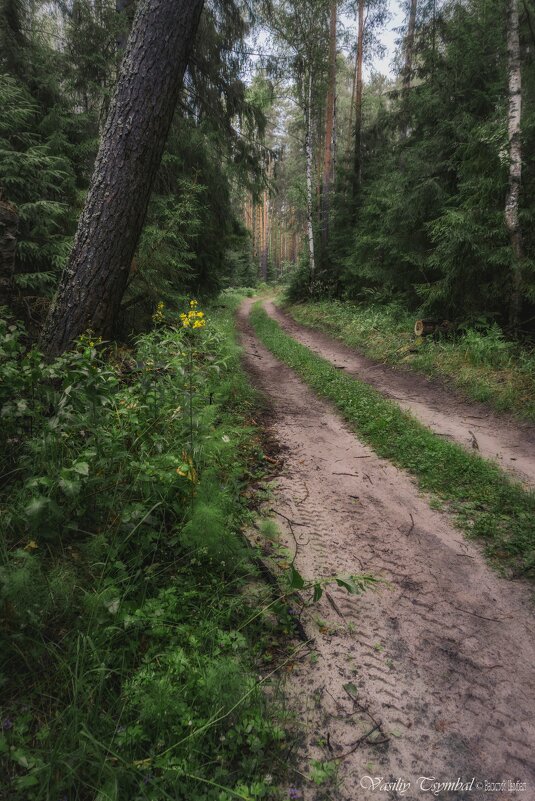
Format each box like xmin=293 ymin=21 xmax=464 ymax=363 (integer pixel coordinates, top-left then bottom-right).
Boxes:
xmin=0 ymin=292 xmax=294 ymax=801
xmin=284 ymin=300 xmax=535 ymax=423
xmin=250 ymin=303 xmax=535 ymax=575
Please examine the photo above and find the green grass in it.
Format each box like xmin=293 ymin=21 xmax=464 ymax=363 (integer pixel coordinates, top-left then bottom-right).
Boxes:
xmin=285 ymin=299 xmax=535 ymax=422
xmin=250 ymin=303 xmax=535 ymax=575
xmin=0 ymin=293 xmax=293 ymax=801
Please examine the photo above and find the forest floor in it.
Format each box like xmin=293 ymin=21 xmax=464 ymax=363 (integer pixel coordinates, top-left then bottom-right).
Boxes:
xmin=238 ymin=297 xmax=535 ymax=801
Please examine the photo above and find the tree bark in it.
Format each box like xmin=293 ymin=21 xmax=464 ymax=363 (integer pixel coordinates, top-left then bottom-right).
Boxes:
xmin=40 ymin=0 xmax=204 ymax=355
xmin=261 ymin=187 xmax=269 ymax=280
xmin=505 ymin=0 xmax=523 ymax=329
xmin=0 ymin=200 xmax=18 ymax=307
xmin=402 ymin=0 xmax=417 ymax=92
xmin=305 ymin=71 xmax=316 ymax=277
xmin=321 ymin=0 xmax=337 ymax=247
xmin=353 ymin=0 xmax=364 ymax=195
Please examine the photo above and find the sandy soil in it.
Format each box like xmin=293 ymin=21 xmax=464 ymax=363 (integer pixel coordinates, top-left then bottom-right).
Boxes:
xmin=238 ymin=298 xmax=535 ymax=801
xmin=266 ymin=300 xmax=535 ymax=488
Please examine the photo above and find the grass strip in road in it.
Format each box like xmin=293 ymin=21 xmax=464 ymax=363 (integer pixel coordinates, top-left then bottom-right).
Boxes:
xmin=250 ymin=303 xmax=535 ymax=575
xmin=285 ymin=299 xmax=535 ymax=422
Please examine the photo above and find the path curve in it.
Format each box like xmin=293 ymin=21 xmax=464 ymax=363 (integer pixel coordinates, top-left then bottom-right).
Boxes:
xmin=238 ymin=298 xmax=535 ymax=801
xmin=265 ymin=300 xmax=535 ymax=488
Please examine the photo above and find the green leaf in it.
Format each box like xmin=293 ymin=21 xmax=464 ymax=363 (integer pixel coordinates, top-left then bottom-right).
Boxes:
xmin=59 ymin=477 xmax=81 ymax=497
xmin=73 ymin=461 xmax=89 ymax=476
xmin=15 ymin=774 xmax=39 ymax=789
xmin=312 ymin=583 xmax=323 ymax=602
xmin=342 ymin=682 xmax=359 ymax=700
xmin=289 ymin=564 xmax=305 ymax=589
xmin=335 ymin=577 xmax=356 ymax=594
xmin=25 ymin=496 xmax=49 ymax=517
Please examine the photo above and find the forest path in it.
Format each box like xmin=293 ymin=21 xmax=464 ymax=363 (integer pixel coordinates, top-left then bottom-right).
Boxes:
xmin=238 ymin=298 xmax=535 ymax=801
xmin=265 ymin=299 xmax=535 ymax=488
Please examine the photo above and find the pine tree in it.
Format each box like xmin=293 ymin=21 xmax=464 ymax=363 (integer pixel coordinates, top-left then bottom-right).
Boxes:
xmin=41 ymin=0 xmax=204 ymax=354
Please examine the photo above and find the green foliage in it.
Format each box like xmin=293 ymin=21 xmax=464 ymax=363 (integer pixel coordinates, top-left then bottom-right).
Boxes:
xmin=0 ymin=295 xmax=289 ymax=801
xmin=250 ymin=303 xmax=535 ymax=573
xmin=0 ymin=74 xmax=78 ymax=294
xmin=0 ymin=0 xmax=265 ymax=331
xmin=325 ymin=0 xmax=535 ymax=328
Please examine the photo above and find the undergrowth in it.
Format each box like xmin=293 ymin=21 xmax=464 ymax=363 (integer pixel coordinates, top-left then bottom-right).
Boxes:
xmin=250 ymin=304 xmax=535 ymax=574
xmin=0 ymin=293 xmax=293 ymax=801
xmin=285 ymin=300 xmax=535 ymax=422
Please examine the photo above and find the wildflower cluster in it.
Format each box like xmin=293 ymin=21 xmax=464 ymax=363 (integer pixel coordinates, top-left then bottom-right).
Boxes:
xmin=180 ymin=299 xmax=206 ymax=329
xmin=78 ymin=332 xmax=103 ymax=349
xmin=152 ymin=301 xmax=165 ymax=323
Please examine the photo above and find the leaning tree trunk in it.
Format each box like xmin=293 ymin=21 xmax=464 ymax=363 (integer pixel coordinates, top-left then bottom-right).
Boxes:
xmin=305 ymin=71 xmax=316 ymax=278
xmin=321 ymin=0 xmax=337 ymax=248
xmin=505 ymin=0 xmax=523 ymax=329
xmin=40 ymin=0 xmax=204 ymax=356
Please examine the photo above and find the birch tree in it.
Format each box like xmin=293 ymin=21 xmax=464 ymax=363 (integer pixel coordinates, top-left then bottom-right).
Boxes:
xmin=305 ymin=70 xmax=316 ymax=274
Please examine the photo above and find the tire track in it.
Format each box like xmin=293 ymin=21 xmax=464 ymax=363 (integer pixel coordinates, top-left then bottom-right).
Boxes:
xmin=238 ymin=299 xmax=535 ymax=801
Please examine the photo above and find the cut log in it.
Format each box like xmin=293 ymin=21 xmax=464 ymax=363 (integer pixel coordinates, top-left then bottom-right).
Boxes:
xmin=414 ymin=319 xmax=452 ymax=336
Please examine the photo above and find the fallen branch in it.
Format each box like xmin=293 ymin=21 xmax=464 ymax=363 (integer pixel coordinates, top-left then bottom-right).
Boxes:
xmin=325 ymin=724 xmax=388 ymax=761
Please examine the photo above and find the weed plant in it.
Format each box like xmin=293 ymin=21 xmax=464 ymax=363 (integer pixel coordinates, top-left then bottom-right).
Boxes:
xmin=0 ymin=294 xmax=289 ymax=801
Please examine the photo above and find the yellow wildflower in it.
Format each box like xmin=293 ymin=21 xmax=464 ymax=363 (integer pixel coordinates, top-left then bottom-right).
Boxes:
xmin=24 ymin=540 xmax=39 ymax=552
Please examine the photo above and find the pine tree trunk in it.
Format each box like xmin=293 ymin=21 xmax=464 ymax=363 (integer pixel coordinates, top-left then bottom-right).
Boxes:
xmin=321 ymin=0 xmax=337 ymax=248
xmin=505 ymin=0 xmax=523 ymax=328
xmin=261 ymin=187 xmax=269 ymax=280
xmin=402 ymin=0 xmax=417 ymax=91
xmin=40 ymin=0 xmax=204 ymax=355
xmin=0 ymin=200 xmax=18 ymax=306
xmin=305 ymin=71 xmax=316 ymax=277
xmin=353 ymin=0 xmax=364 ymax=194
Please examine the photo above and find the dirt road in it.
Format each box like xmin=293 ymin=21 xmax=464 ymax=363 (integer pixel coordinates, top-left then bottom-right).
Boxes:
xmin=267 ymin=300 xmax=535 ymax=488
xmin=238 ymin=299 xmax=535 ymax=801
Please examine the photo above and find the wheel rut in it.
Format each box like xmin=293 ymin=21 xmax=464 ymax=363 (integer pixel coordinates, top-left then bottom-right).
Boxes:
xmin=238 ymin=298 xmax=535 ymax=801
xmin=266 ymin=300 xmax=535 ymax=488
